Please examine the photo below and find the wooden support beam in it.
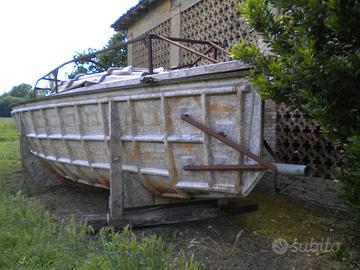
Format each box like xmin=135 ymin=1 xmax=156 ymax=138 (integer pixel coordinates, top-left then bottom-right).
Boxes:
xmin=83 ymin=200 xmax=258 ymax=230
xmin=109 ymin=100 xmax=124 ymax=218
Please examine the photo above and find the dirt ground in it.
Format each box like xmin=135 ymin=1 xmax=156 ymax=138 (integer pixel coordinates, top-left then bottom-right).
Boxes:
xmin=8 ymin=169 xmax=360 ymax=270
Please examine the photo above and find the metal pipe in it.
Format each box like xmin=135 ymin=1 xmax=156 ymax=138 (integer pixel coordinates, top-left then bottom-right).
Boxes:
xmin=273 ymin=163 xmax=310 ymax=177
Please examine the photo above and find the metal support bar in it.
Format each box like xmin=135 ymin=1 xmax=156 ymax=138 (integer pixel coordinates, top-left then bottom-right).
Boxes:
xmin=151 ymin=35 xmax=219 ymax=45
xmin=208 ymin=41 xmax=229 ymax=54
xmin=263 ymin=139 xmax=281 ymax=162
xmin=147 ymin=35 xmax=154 ymax=74
xmin=184 ymin=163 xmax=309 ymax=176
xmin=157 ymin=35 xmax=219 ymax=64
xmin=53 ymin=70 xmax=59 ymax=94
xmin=189 ymin=46 xmax=214 ymax=68
xmin=181 ymin=114 xmax=278 ymax=173
xmin=184 ymin=164 xmax=268 ymax=171
xmin=33 ymin=34 xmax=228 ymax=97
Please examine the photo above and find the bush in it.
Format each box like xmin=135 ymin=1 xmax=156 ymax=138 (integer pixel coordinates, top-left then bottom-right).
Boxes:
xmin=231 ymin=0 xmax=360 ymax=223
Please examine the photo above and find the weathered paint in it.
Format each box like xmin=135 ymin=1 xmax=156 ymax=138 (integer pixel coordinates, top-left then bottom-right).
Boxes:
xmin=12 ymin=61 xmax=264 ymax=199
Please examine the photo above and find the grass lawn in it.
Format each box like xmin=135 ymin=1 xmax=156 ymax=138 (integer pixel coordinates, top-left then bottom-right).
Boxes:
xmin=0 ymin=117 xmax=201 ymax=270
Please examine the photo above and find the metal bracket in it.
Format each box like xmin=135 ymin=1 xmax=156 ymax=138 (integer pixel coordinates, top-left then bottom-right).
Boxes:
xmin=181 ymin=114 xmax=278 ymax=173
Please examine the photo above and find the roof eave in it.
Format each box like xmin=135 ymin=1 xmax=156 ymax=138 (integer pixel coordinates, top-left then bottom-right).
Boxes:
xmin=111 ymin=0 xmax=161 ymax=31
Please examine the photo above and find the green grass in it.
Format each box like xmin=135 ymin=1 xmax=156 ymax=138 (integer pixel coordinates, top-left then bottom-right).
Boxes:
xmin=0 ymin=117 xmax=201 ymax=270
xmin=233 ymin=190 xmax=350 ymax=243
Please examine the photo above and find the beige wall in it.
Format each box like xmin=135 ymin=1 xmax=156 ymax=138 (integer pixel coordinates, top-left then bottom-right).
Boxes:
xmin=127 ymin=0 xmax=202 ymax=66
xmin=128 ymin=0 xmax=172 ymax=38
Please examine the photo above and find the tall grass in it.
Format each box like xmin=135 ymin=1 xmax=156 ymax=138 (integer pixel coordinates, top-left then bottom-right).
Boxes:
xmin=0 ymin=118 xmax=201 ymax=270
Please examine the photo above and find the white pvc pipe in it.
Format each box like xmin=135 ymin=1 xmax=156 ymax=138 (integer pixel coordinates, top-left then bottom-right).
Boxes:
xmin=273 ymin=163 xmax=310 ymax=177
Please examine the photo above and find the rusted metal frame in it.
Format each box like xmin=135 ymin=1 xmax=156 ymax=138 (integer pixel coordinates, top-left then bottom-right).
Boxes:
xmin=53 ymin=70 xmax=59 ymax=94
xmin=168 ymin=46 xmax=214 ymax=70
xmin=189 ymin=46 xmax=214 ymax=68
xmin=213 ymin=47 xmax=218 ymax=61
xmin=181 ymin=114 xmax=278 ymax=173
xmin=34 ymin=87 xmax=51 ymax=92
xmin=33 ymin=35 xmax=148 ymax=93
xmin=168 ymin=63 xmax=193 ymax=70
xmin=147 ymin=35 xmax=154 ymax=74
xmin=150 ymin=36 xmax=225 ymax=64
xmin=184 ymin=164 xmax=268 ymax=171
xmin=263 ymin=139 xmax=281 ymax=163
xmin=150 ymin=35 xmax=218 ymax=46
xmin=85 ymin=59 xmax=109 ymax=70
xmin=208 ymin=41 xmax=229 ymax=54
xmin=42 ymin=77 xmax=65 ymax=83
xmin=33 ymin=34 xmax=227 ymax=97
xmin=156 ymin=35 xmax=219 ymax=64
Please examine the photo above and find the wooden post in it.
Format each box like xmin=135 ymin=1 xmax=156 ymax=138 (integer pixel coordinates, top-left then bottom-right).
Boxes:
xmin=109 ymin=100 xmax=124 ymax=218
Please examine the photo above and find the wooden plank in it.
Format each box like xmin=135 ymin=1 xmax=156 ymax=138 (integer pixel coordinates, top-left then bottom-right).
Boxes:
xmin=109 ymin=100 xmax=124 ymax=218
xmin=83 ymin=201 xmax=258 ymax=229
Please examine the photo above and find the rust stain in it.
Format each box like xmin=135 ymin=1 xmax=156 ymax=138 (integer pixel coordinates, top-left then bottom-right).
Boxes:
xmin=143 ymin=151 xmax=153 ymax=160
xmin=210 ymin=103 xmax=232 ymax=113
xmin=143 ymin=151 xmax=165 ymax=161
xmin=192 ymin=96 xmax=201 ymax=106
xmin=134 ymin=144 xmax=141 ymax=160
xmin=178 ymin=143 xmax=197 ymax=149
xmin=41 ymin=160 xmax=60 ymax=175
xmin=169 ymin=97 xmax=183 ymax=105
xmin=168 ymin=118 xmax=174 ymax=131
xmin=147 ymin=179 xmax=172 ymax=193
xmin=95 ymin=173 xmax=109 ymax=186
xmin=122 ymin=147 xmax=133 ymax=163
xmin=137 ymin=113 xmax=144 ymax=125
xmin=77 ymin=167 xmax=93 ymax=183
xmin=153 ymin=112 xmax=160 ymax=126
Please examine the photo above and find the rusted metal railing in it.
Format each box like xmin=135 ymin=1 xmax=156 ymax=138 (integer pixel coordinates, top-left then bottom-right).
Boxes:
xmin=33 ymin=34 xmax=228 ymax=97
